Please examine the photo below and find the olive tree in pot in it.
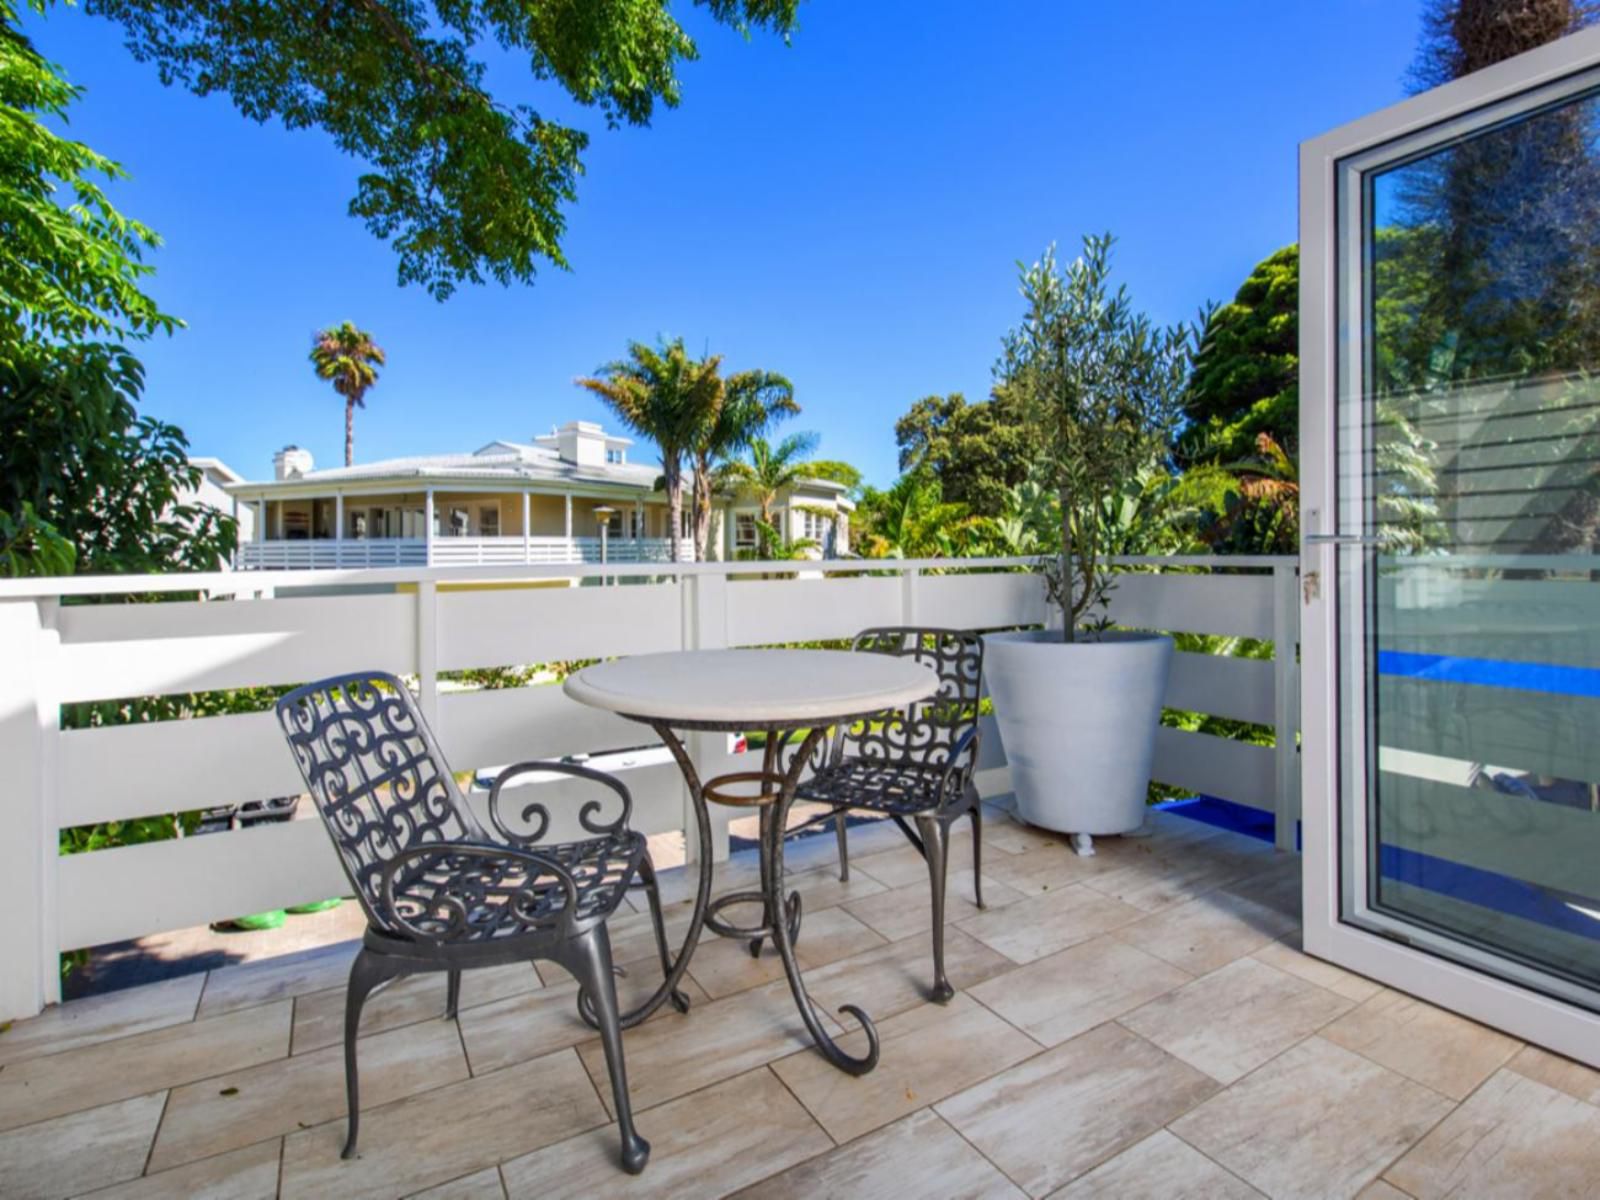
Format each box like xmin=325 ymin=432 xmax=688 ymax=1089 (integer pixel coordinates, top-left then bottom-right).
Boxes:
xmin=983 ymin=234 xmax=1194 ymax=855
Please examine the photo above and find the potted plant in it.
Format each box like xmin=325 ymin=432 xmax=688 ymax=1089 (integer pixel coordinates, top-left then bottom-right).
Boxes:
xmin=983 ymin=234 xmax=1194 ymax=855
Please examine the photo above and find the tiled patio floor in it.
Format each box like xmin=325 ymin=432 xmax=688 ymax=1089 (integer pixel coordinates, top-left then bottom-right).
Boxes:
xmin=5 ymin=804 xmax=1600 ymax=1199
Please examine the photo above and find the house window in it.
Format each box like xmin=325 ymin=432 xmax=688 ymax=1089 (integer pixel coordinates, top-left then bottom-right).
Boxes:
xmin=478 ymin=504 xmax=500 ymax=537
xmin=448 ymin=507 xmax=470 ymax=537
xmin=349 ymin=511 xmax=367 ymax=539
xmin=801 ymin=510 xmax=830 ymax=542
xmin=734 ymin=512 xmax=758 ymax=552
xmin=628 ymin=509 xmax=645 ymax=538
xmin=606 ymin=448 xmax=626 ymax=464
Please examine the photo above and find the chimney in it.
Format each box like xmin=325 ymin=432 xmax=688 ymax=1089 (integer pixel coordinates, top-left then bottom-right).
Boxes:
xmin=273 ymin=445 xmax=314 ymax=480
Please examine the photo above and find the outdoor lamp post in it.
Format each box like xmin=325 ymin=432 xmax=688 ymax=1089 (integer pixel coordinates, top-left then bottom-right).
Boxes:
xmin=593 ymin=505 xmax=616 ymax=586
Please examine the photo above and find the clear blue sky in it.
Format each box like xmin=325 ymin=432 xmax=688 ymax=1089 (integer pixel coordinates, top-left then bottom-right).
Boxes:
xmin=27 ymin=1 xmax=1422 ymax=487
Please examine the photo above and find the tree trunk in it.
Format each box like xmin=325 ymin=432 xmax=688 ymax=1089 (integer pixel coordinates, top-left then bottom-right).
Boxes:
xmin=1059 ymin=485 xmax=1074 ymax=643
xmin=666 ymin=464 xmax=683 ymax=563
xmin=345 ymin=398 xmax=356 ymax=468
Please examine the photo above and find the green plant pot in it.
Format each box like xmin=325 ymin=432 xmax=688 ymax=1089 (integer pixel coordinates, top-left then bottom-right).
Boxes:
xmin=212 ymin=910 xmax=286 ymax=932
xmin=285 ymin=898 xmax=342 ymax=915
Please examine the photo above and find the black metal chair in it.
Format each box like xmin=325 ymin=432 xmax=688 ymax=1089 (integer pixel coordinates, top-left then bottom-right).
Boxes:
xmin=275 ymin=671 xmax=671 ymax=1174
xmin=793 ymin=627 xmax=985 ymax=1002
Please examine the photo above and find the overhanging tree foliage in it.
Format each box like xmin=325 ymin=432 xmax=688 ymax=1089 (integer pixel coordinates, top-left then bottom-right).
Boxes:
xmin=81 ymin=0 xmax=802 ymax=298
xmin=1 ymin=2 xmax=235 ymax=577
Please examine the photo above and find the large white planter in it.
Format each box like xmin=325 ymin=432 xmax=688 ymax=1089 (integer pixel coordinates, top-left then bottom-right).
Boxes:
xmin=983 ymin=630 xmax=1174 ymax=855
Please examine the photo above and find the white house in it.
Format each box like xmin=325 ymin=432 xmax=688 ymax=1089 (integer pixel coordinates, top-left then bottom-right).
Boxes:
xmin=225 ymin=420 xmax=853 ymax=569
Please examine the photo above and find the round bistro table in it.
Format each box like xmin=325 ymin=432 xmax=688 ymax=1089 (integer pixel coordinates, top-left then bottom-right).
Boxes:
xmin=563 ymin=648 xmax=939 ymax=1075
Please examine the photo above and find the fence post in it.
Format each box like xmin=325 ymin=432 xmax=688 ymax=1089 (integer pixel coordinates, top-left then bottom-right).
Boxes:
xmin=901 ymin=566 xmax=920 ymax=625
xmin=0 ymin=599 xmax=60 ymax=1019
xmin=1272 ymin=562 xmax=1301 ymax=853
xmin=416 ymin=580 xmax=440 ymax=728
xmin=683 ymin=571 xmax=732 ymax=864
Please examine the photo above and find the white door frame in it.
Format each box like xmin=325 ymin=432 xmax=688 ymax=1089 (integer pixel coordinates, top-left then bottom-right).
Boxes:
xmin=1300 ymin=25 xmax=1600 ymax=1068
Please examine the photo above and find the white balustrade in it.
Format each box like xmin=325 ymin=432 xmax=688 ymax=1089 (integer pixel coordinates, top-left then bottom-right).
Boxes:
xmin=0 ymin=555 xmax=1297 ymax=1019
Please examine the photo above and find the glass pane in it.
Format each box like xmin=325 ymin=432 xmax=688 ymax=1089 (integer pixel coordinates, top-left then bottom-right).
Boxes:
xmin=1349 ymin=87 xmax=1600 ymax=1002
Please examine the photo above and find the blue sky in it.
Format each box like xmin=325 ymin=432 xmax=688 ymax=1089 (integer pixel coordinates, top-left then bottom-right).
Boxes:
xmin=28 ymin=1 xmax=1421 ymax=487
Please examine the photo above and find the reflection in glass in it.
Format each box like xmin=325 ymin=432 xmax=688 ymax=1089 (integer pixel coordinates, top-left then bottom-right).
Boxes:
xmin=1352 ymin=88 xmax=1600 ymax=1000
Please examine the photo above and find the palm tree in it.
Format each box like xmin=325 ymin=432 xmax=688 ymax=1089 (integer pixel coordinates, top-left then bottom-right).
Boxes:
xmin=309 ymin=323 xmax=386 ymax=467
xmin=686 ymin=370 xmax=796 ymax=561
xmin=576 ymin=339 xmax=720 ymax=562
xmin=717 ymin=431 xmax=819 ymax=554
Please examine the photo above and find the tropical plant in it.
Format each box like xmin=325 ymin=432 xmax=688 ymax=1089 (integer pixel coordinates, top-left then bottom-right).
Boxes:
xmin=1193 ymin=433 xmax=1299 ymax=555
xmin=855 ymin=473 xmax=981 ymax=559
xmin=686 ymin=368 xmax=797 ymax=561
xmin=894 ymin=387 xmax=1034 ymax=517
xmin=998 ymin=235 xmax=1195 ymax=639
xmin=800 ymin=459 xmax=864 ymax=498
xmin=577 ymin=338 xmax=720 ymax=562
xmin=83 ymin=1 xmax=801 ymax=298
xmin=736 ymin=519 xmax=817 ymax=562
xmin=310 ymin=322 xmax=386 ymax=467
xmin=718 ymin=431 xmax=820 ymax=530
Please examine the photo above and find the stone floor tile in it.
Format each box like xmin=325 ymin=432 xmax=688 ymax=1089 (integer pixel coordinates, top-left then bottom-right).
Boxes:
xmin=849 ymin=833 xmax=977 ymax=889
xmin=772 ymin=992 xmax=1039 ymax=1143
xmin=78 ymin=1139 xmax=282 ymax=1200
xmin=575 ymin=979 xmax=837 ymax=1113
xmin=0 ymin=1002 xmax=291 ymax=1132
xmin=1170 ymin=1036 xmax=1454 ymax=1200
xmin=292 ymin=962 xmax=543 ymax=1055
xmin=279 ymin=1049 xmax=605 ymax=1200
xmin=641 ymin=858 xmax=886 ymax=914
xmin=801 ymin=927 xmax=1014 ymax=1021
xmin=198 ymin=942 xmax=360 ymax=1018
xmin=936 ymin=1022 xmax=1220 ymax=1197
xmin=977 ymin=843 xmax=1127 ymax=896
xmin=1114 ymin=888 xmax=1298 ymax=976
xmin=150 ymin=1015 xmax=468 ymax=1172
xmin=968 ymin=936 xmax=1191 ymax=1047
xmin=1355 ymin=1182 xmax=1415 ymax=1200
xmin=958 ymin=884 xmax=1144 ymax=964
xmin=686 ymin=907 xmax=886 ymax=1000
xmin=1250 ymin=937 xmax=1383 ymax=1003
xmin=455 ymin=959 xmax=710 ymax=1077
xmin=406 ymin=1167 xmax=507 ymax=1198
xmin=1505 ymin=1044 xmax=1600 ymax=1106
xmin=842 ymin=870 xmax=1024 ymax=943
xmin=503 ymin=1067 xmax=829 ymax=1200
xmin=1121 ymin=956 xmax=1354 ymax=1084
xmin=1079 ymin=843 xmax=1269 ymax=914
xmin=0 ymin=1092 xmax=165 ymax=1200
xmin=736 ymin=1107 xmax=1024 ymax=1199
xmin=1386 ymin=1067 xmax=1600 ymax=1199
xmin=0 ymin=974 xmax=204 ymax=1069
xmin=1321 ymin=988 xmax=1522 ymax=1101
xmin=1049 ymin=1129 xmax=1263 ymax=1199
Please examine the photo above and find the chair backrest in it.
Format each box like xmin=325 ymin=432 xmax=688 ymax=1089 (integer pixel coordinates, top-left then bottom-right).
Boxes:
xmin=840 ymin=627 xmax=984 ymax=768
xmin=275 ymin=672 xmax=482 ymax=933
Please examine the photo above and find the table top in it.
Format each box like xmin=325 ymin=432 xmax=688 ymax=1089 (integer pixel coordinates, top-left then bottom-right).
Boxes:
xmin=563 ymin=649 xmax=939 ymax=727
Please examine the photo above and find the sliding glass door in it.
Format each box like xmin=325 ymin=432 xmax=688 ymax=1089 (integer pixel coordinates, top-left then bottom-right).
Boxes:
xmin=1303 ymin=29 xmax=1600 ymax=1064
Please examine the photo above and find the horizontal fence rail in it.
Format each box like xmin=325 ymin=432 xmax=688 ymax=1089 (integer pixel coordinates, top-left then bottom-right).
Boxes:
xmin=236 ymin=535 xmax=691 ymax=570
xmin=0 ymin=554 xmax=1299 ymax=1020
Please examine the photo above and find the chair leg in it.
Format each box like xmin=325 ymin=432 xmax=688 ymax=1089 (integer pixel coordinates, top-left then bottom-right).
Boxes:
xmin=915 ymin=814 xmax=955 ymax=1004
xmin=638 ymin=856 xmax=691 ymax=1015
xmin=968 ymin=802 xmax=986 ymax=910
xmin=834 ymin=810 xmax=850 ymax=882
xmin=558 ymin=926 xmax=650 ymax=1175
xmin=341 ymin=949 xmax=395 ymax=1160
xmin=444 ymin=969 xmax=461 ymax=1020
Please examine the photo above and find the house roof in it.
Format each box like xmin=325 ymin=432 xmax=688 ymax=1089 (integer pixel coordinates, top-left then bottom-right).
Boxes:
xmin=228 ymin=441 xmax=662 ymax=497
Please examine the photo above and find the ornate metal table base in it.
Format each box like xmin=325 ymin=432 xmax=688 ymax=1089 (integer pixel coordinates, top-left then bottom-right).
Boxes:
xmin=591 ymin=717 xmax=881 ymax=1076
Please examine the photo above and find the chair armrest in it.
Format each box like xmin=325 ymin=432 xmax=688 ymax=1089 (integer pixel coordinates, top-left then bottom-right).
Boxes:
xmin=377 ymin=841 xmax=580 ymax=945
xmin=486 ymin=759 xmax=634 ymax=846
